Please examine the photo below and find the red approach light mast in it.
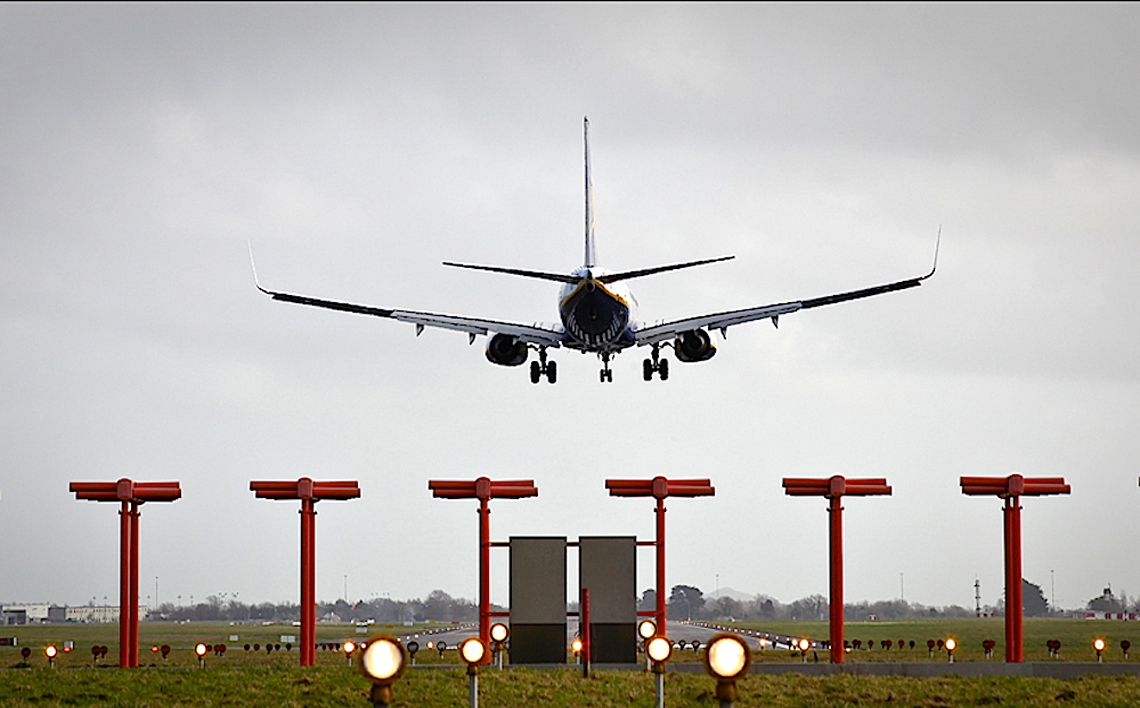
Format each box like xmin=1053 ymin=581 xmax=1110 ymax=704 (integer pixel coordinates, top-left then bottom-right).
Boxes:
xmin=250 ymin=478 xmax=360 ymax=667
xmin=961 ymin=474 xmax=1069 ymax=663
xmin=605 ymin=477 xmax=716 ymax=634
xmin=69 ymin=479 xmax=181 ymax=668
xmin=782 ymin=476 xmax=891 ymax=664
xmin=429 ymin=477 xmax=538 ymax=662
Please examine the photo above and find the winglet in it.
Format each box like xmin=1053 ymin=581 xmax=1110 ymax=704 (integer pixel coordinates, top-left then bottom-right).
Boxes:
xmin=248 ymin=240 xmax=270 ymax=295
xmin=921 ymin=226 xmax=941 ymax=281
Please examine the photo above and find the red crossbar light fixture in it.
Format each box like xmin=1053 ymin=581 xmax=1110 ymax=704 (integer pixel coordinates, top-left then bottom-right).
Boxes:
xmin=605 ymin=477 xmax=715 ymax=633
xmin=960 ymin=473 xmax=1069 ymax=663
xmin=428 ymin=477 xmax=538 ymax=661
xmin=70 ymin=478 xmax=182 ymax=668
xmin=250 ymin=477 xmax=360 ymax=667
xmin=782 ymin=475 xmax=891 ymax=664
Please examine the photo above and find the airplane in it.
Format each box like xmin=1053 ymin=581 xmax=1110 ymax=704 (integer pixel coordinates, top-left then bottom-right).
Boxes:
xmin=253 ymin=117 xmax=938 ymax=384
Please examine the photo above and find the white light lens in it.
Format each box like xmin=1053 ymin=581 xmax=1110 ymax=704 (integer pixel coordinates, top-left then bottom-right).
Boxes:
xmin=707 ymin=636 xmax=747 ymax=678
xmin=461 ymin=638 xmax=486 ymax=665
xmin=639 ymin=620 xmax=657 ymax=640
xmin=362 ymin=638 xmax=404 ymax=681
xmin=1095 ymin=639 xmax=1106 ymax=651
xmin=195 ymin=643 xmax=207 ymax=657
xmin=647 ymin=636 xmax=672 ymax=663
xmin=490 ymin=623 xmax=509 ymax=643
xmin=945 ymin=638 xmax=956 ymax=651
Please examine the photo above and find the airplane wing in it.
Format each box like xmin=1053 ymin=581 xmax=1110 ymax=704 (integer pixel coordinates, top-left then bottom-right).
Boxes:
xmin=634 ymin=265 xmax=935 ymax=346
xmin=251 ymin=255 xmax=564 ymax=348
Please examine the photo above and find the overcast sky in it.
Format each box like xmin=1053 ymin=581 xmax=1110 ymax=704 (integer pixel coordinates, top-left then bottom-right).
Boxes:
xmin=3 ymin=3 xmax=1138 ymax=614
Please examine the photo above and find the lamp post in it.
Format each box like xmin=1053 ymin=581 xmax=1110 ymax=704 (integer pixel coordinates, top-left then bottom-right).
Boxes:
xmin=646 ymin=635 xmax=672 ymax=708
xmin=703 ymin=633 xmax=751 ymax=708
xmin=460 ymin=638 xmax=487 ymax=708
xmin=489 ymin=623 xmax=509 ymax=669
xmin=250 ymin=478 xmax=360 ymax=666
xmin=960 ymin=474 xmax=1070 ymax=662
xmin=360 ymin=636 xmax=407 ymax=708
xmin=429 ymin=477 xmax=538 ymax=661
xmin=782 ymin=475 xmax=891 ymax=663
xmin=70 ymin=478 xmax=181 ymax=668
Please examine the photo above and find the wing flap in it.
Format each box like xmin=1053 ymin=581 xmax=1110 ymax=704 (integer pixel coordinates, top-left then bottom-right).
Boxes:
xmin=634 ymin=302 xmax=803 ymax=345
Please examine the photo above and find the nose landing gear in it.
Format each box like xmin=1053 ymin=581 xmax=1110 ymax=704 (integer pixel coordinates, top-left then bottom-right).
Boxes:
xmin=642 ymin=345 xmax=669 ymax=381
xmin=529 ymin=347 xmax=557 ymax=384
xmin=599 ymin=352 xmax=614 ymax=383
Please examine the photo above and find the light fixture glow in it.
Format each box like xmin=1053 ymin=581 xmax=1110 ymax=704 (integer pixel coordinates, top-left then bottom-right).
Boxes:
xmin=705 ymin=633 xmax=750 ymax=679
xmin=646 ymin=636 xmax=672 ymax=663
xmin=638 ymin=619 xmax=657 ymax=640
xmin=45 ymin=646 xmax=57 ymax=658
xmin=945 ymin=638 xmax=956 ymax=652
xmin=460 ymin=637 xmax=486 ymax=665
xmin=571 ymin=638 xmax=582 ymax=654
xmin=490 ymin=623 xmax=510 ymax=643
xmin=195 ymin=643 xmax=207 ymax=657
xmin=797 ymin=638 xmax=810 ymax=652
xmin=360 ymin=636 xmax=406 ymax=683
xmin=1094 ymin=638 xmax=1106 ymax=652
xmin=343 ymin=641 xmax=356 ymax=654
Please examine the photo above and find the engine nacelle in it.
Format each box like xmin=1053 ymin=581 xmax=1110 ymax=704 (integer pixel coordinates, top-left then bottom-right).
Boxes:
xmin=485 ymin=333 xmax=529 ymax=367
xmin=673 ymin=329 xmax=717 ymax=363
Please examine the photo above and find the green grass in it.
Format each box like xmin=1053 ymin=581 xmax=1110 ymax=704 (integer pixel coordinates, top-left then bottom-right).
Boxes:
xmin=3 ymin=665 xmax=1140 ymax=707
xmin=1 ymin=619 xmax=1139 ymax=706
xmin=724 ymin=617 xmax=1139 ymax=663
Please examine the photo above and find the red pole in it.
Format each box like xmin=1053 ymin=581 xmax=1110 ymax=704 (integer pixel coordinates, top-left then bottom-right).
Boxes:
xmin=829 ymin=495 xmax=844 ymax=664
xmin=129 ymin=503 xmax=140 ymax=668
xmin=1008 ymin=497 xmax=1023 ymax=662
xmin=655 ymin=496 xmax=666 ymax=634
xmin=1002 ymin=497 xmax=1016 ymax=662
xmin=300 ymin=498 xmax=316 ymax=667
xmin=478 ymin=496 xmax=491 ymax=658
xmin=118 ymin=501 xmax=131 ymax=668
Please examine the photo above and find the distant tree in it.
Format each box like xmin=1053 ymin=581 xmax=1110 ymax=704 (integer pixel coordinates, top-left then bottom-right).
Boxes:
xmin=639 ymin=589 xmax=656 ymax=612
xmin=1022 ymin=579 xmax=1049 ymax=617
xmin=756 ymin=598 xmax=776 ymax=620
xmin=715 ymin=595 xmax=744 ymax=620
xmin=789 ymin=594 xmax=827 ymax=621
xmin=667 ymin=585 xmax=705 ymax=620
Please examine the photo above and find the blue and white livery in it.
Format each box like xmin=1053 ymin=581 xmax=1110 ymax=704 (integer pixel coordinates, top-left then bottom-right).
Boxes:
xmin=254 ymin=118 xmax=937 ymax=384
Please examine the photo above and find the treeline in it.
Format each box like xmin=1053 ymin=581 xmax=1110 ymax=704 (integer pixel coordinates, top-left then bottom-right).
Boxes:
xmin=648 ymin=586 xmax=983 ymax=622
xmin=149 ymin=589 xmax=485 ymax=624
xmin=145 ymin=582 xmax=1138 ymax=624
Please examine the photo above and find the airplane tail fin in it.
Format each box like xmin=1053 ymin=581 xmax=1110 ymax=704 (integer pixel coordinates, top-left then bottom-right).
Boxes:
xmin=584 ymin=116 xmax=596 ymax=269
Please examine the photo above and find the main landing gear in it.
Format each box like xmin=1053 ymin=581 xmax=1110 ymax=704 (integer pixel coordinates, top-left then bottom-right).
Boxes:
xmin=529 ymin=347 xmax=557 ymax=384
xmin=643 ymin=344 xmax=669 ymax=381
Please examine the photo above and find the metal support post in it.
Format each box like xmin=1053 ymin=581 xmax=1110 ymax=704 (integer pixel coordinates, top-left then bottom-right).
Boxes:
xmin=828 ymin=495 xmax=844 ymax=664
xmin=118 ymin=501 xmax=131 ymax=668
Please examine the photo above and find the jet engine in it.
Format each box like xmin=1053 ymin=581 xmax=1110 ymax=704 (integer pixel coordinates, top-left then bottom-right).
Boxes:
xmin=673 ymin=329 xmax=717 ymax=363
xmin=485 ymin=333 xmax=529 ymax=367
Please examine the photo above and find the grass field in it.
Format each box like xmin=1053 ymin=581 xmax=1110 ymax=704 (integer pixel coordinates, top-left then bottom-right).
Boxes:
xmin=1 ymin=618 xmax=1139 ymax=706
xmin=725 ymin=617 xmax=1139 ymax=663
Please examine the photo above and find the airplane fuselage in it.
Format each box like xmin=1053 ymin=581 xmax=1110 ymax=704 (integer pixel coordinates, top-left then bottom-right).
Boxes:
xmin=558 ymin=268 xmax=638 ymax=352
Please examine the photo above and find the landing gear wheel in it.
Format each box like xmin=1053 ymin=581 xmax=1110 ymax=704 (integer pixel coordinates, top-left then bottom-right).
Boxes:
xmin=530 ymin=361 xmax=541 ymax=384
xmin=659 ymin=358 xmax=669 ymax=381
xmin=546 ymin=360 xmax=557 ymax=384
xmin=643 ymin=359 xmax=653 ymax=381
